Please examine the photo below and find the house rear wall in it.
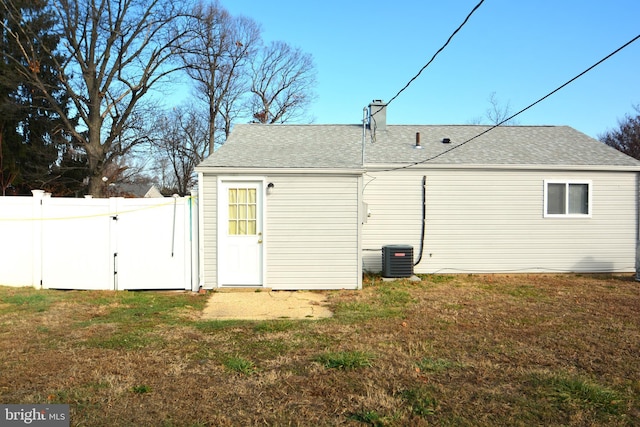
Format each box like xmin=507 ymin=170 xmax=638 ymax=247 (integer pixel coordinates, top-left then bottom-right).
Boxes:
xmin=199 ymin=173 xmax=362 ymax=290
xmin=362 ymin=168 xmax=638 ymax=274
xmin=266 ymin=174 xmax=362 ymax=290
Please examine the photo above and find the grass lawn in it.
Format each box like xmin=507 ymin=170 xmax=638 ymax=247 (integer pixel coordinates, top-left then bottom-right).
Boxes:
xmin=1 ymin=274 xmax=639 ymax=426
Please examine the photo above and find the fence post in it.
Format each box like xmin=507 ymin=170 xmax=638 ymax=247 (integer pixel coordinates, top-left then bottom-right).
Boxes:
xmin=190 ymin=190 xmax=200 ymax=292
xmin=31 ymin=190 xmax=44 ymax=289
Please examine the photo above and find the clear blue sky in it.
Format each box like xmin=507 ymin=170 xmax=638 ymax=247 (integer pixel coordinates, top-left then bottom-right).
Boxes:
xmin=221 ymin=0 xmax=639 ymax=138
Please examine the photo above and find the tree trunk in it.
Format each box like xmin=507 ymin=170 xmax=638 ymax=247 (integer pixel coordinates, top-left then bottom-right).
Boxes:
xmin=86 ymin=122 xmax=107 ymax=197
xmin=88 ymin=175 xmax=104 ymax=198
xmin=208 ymin=99 xmax=216 ymax=157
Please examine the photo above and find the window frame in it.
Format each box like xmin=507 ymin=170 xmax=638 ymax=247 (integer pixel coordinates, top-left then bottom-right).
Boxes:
xmin=543 ymin=180 xmax=592 ymax=218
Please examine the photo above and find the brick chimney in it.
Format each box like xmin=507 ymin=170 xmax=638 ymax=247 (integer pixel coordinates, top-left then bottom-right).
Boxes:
xmin=368 ymin=100 xmax=387 ymax=132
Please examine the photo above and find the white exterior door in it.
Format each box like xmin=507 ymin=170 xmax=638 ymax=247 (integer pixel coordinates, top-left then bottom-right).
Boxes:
xmin=218 ymin=181 xmax=264 ymax=286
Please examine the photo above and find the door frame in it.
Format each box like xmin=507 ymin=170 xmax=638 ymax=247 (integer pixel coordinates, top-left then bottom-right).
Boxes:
xmin=216 ymin=177 xmax=266 ymax=287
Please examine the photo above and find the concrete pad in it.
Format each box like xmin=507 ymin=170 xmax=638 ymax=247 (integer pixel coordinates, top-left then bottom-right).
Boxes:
xmin=201 ymin=290 xmax=332 ymax=320
xmin=382 ymin=275 xmax=422 ymax=282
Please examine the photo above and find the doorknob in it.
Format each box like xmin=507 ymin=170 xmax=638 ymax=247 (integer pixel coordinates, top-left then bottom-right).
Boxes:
xmin=258 ymin=239 xmax=263 ymax=244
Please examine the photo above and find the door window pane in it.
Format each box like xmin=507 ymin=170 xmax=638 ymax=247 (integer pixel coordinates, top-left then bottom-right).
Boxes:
xmin=228 ymin=186 xmax=258 ymax=235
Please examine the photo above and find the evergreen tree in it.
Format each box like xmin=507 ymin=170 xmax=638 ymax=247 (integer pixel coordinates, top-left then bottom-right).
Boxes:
xmin=0 ymin=0 xmax=81 ymax=196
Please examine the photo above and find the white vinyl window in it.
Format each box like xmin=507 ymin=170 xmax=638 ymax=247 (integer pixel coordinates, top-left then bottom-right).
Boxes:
xmin=544 ymin=180 xmax=591 ymax=217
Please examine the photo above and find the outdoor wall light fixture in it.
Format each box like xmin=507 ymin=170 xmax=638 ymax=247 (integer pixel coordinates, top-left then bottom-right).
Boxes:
xmin=267 ymin=182 xmax=275 ymax=195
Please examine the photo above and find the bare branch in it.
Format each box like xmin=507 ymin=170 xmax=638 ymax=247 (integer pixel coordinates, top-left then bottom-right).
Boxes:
xmin=249 ymin=40 xmax=317 ymax=124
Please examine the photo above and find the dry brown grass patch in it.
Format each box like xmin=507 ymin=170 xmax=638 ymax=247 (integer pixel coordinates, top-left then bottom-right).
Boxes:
xmin=1 ymin=274 xmax=639 ymax=425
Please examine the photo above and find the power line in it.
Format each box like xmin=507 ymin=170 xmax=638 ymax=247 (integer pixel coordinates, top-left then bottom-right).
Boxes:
xmin=376 ymin=33 xmax=640 ymax=173
xmin=368 ymin=0 xmax=485 ymax=139
xmin=384 ymin=0 xmax=486 ymax=111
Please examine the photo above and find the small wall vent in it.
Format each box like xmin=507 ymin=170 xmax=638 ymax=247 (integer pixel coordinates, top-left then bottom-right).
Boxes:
xmin=382 ymin=245 xmax=413 ymax=278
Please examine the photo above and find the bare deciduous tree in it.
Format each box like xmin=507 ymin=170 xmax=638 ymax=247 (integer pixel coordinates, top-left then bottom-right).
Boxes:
xmin=467 ymin=92 xmax=518 ymax=126
xmin=600 ymin=105 xmax=640 ymax=160
xmin=179 ymin=0 xmax=260 ymax=155
xmin=1 ymin=0 xmax=195 ymax=196
xmin=180 ymin=3 xmax=317 ymax=153
xmin=150 ymin=105 xmax=208 ymax=195
xmin=485 ymin=92 xmax=518 ymax=126
xmin=250 ymin=40 xmax=317 ymax=124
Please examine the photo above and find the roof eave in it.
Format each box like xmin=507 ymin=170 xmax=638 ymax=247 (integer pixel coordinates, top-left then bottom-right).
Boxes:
xmin=196 ymin=166 xmax=365 ymax=175
xmin=364 ymin=163 xmax=640 ymax=172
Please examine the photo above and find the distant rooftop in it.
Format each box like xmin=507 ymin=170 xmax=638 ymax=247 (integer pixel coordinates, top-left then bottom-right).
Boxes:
xmin=109 ymin=183 xmax=163 ymax=198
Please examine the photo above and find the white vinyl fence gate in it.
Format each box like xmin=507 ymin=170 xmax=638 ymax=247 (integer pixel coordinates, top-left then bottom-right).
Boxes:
xmin=0 ymin=190 xmax=199 ymax=291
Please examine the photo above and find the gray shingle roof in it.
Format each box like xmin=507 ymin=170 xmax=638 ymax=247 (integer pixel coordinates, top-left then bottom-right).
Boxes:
xmin=197 ymin=123 xmax=640 ymax=169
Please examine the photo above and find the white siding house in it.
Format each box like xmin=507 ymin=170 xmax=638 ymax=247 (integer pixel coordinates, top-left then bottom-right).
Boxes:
xmin=196 ymin=103 xmax=640 ymax=290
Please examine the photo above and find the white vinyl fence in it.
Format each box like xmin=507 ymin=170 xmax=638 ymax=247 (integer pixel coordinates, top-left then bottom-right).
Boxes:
xmin=0 ymin=190 xmax=199 ymax=291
